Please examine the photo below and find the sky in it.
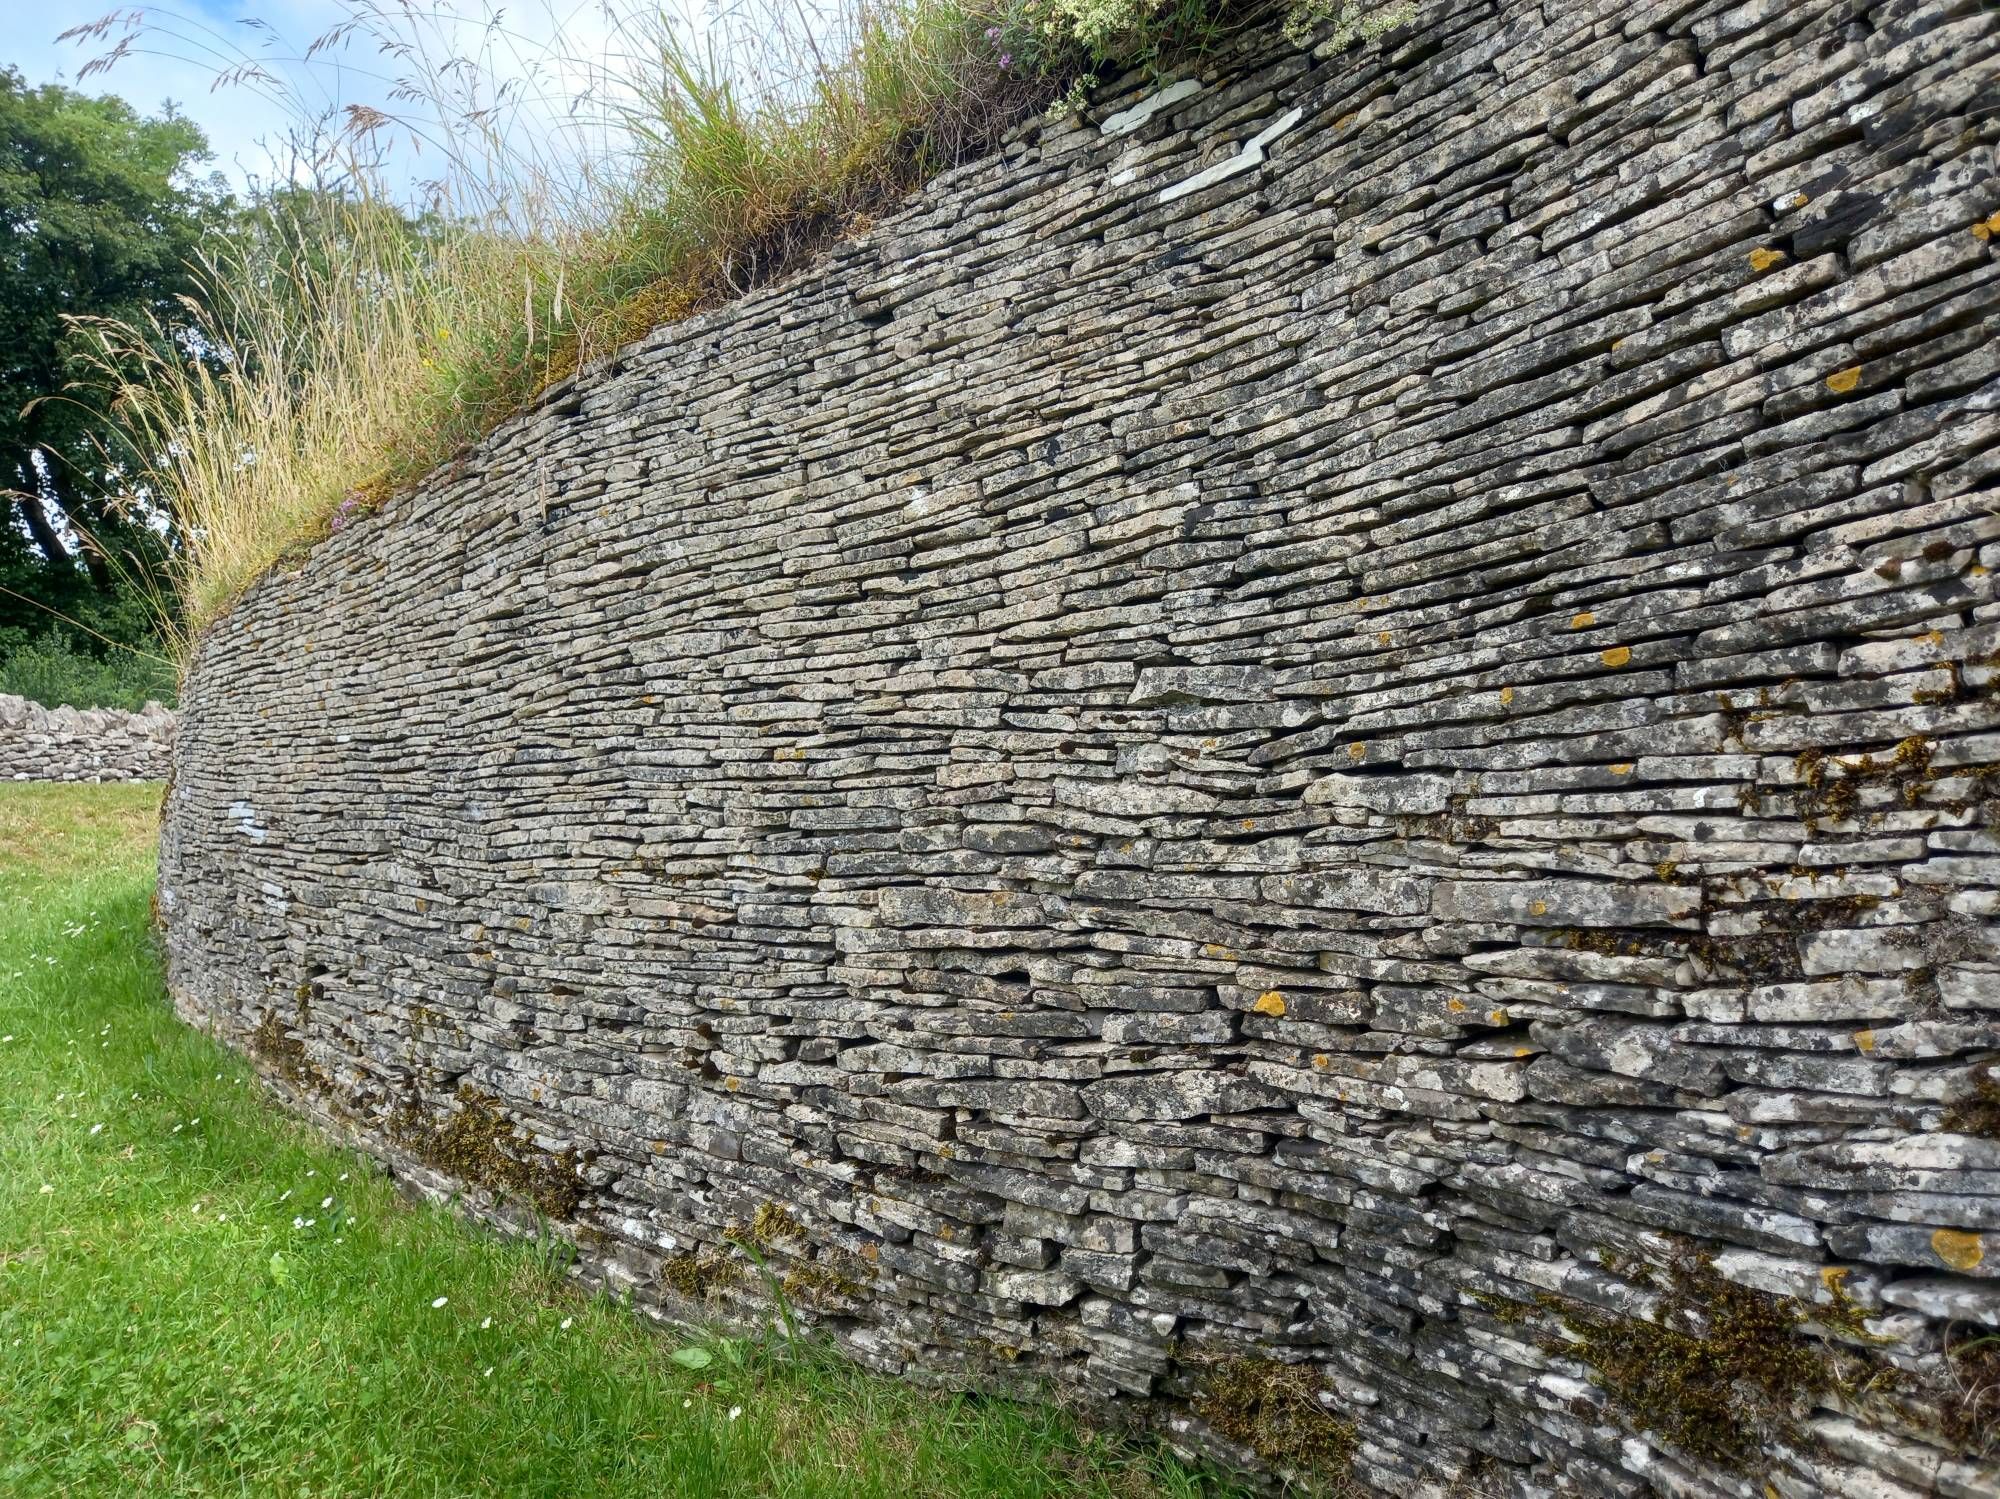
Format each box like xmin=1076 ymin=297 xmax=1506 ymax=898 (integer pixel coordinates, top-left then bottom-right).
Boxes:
xmin=8 ymin=0 xmax=714 ymax=198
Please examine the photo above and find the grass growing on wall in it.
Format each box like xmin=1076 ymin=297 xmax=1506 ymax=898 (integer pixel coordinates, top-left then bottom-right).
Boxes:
xmin=69 ymin=0 xmax=1410 ymax=650
xmin=0 ymin=781 xmax=1242 ymax=1497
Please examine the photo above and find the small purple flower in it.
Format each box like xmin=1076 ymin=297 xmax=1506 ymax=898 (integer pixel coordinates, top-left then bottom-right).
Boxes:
xmin=999 ymin=52 xmax=1012 ymax=70
xmin=330 ymin=494 xmax=361 ymax=533
xmin=985 ymin=25 xmax=1000 ymax=39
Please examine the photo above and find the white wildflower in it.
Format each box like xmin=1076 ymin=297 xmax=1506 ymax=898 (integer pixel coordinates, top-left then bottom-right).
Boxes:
xmin=728 ymin=1406 xmax=743 ymax=1422
xmin=432 ymin=1296 xmax=449 ymax=1309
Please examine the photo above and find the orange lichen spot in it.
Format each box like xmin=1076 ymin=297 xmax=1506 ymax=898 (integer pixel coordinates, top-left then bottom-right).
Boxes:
xmin=1924 ymin=628 xmax=1947 ymax=646
xmin=1446 ymin=998 xmax=1468 ymax=1013
xmin=1312 ymin=1053 xmax=1330 ymax=1069
xmin=1378 ymin=631 xmax=1393 ymax=647
xmin=938 ymin=1143 xmax=955 ymax=1159
xmin=1499 ymin=685 xmax=1515 ymax=706
xmin=938 ymin=1223 xmax=955 ymax=1240
xmin=1253 ymin=990 xmax=1288 ymax=1018
xmin=1241 ymin=818 xmax=1257 ymax=830
xmin=1610 ymin=762 xmax=1634 ymax=775
xmin=1571 ymin=610 xmax=1596 ymax=629
xmin=861 ymin=1241 xmax=880 ymax=1262
xmin=1529 ymin=899 xmax=1549 ymax=917
xmin=1609 ymin=337 xmax=1625 ymax=353
xmin=1749 ymin=247 xmax=1787 ymax=271
xmin=723 ymin=1076 xmax=741 ymax=1092
xmin=1489 ymin=1008 xmax=1509 ymax=1025
xmin=1602 ymin=646 xmax=1633 ymax=668
xmin=1933 ymin=1228 xmax=1984 ymax=1271
xmin=1792 ymin=192 xmax=1809 ymax=209
xmin=1973 ymin=210 xmax=2000 ymax=241
xmin=1825 ymin=366 xmax=1862 ymax=394
xmin=1514 ymin=1046 xmax=1533 ymax=1058
xmin=1853 ymin=1029 xmax=1876 ymax=1054
xmin=1348 ymin=743 xmax=1367 ymax=762
xmin=1819 ymin=1266 xmax=1850 ymax=1294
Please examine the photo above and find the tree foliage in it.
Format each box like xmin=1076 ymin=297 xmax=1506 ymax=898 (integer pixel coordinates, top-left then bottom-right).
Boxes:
xmin=0 ymin=66 xmax=228 ymax=695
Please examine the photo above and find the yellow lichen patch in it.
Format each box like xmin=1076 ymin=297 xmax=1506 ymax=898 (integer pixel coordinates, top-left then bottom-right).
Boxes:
xmin=1825 ymin=366 xmax=1862 ymax=394
xmin=1792 ymin=191 xmax=1809 ymax=208
xmin=1610 ymin=762 xmax=1635 ymax=775
xmin=1312 ymin=1053 xmax=1330 ymax=1069
xmin=1446 ymin=998 xmax=1467 ymax=1012
xmin=1514 ymin=1046 xmax=1533 ymax=1057
xmin=1973 ymin=210 xmax=2000 ymax=241
xmin=1853 ymin=1029 xmax=1876 ymax=1054
xmin=1348 ymin=742 xmax=1367 ymax=762
xmin=1529 ymin=899 xmax=1549 ymax=917
xmin=1933 ymin=1228 xmax=1984 ymax=1271
xmin=1490 ymin=1009 xmax=1509 ymax=1025
xmin=1499 ymin=685 xmax=1515 ymax=706
xmin=1377 ymin=630 xmax=1393 ymax=647
xmin=723 ymin=1075 xmax=741 ymax=1092
xmin=1571 ymin=610 xmax=1596 ymax=629
xmin=1241 ymin=818 xmax=1257 ymax=830
xmin=1749 ymin=247 xmax=1788 ymax=271
xmin=1602 ymin=646 xmax=1633 ymax=668
xmin=1253 ymin=990 xmax=1288 ymax=1018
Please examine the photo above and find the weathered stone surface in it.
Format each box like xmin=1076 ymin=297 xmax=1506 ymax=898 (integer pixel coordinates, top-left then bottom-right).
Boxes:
xmin=0 ymin=693 xmax=173 ymax=782
xmin=161 ymin=3 xmax=2000 ymax=1494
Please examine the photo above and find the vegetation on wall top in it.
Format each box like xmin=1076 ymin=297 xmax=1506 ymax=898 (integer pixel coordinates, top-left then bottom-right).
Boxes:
xmin=66 ymin=0 xmax=1410 ymax=653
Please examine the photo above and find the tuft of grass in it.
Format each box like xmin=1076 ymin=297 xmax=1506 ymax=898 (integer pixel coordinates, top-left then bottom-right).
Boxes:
xmin=0 ymin=782 xmax=1242 ymax=1498
xmin=63 ymin=0 xmax=1411 ymax=650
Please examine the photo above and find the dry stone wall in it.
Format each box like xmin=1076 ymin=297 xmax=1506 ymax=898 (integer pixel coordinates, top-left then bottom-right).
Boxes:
xmin=2 ymin=694 xmax=174 ymax=782
xmin=161 ymin=1 xmax=2000 ymax=1493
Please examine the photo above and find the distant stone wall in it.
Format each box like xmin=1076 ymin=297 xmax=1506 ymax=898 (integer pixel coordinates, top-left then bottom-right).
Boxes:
xmin=161 ymin=1 xmax=2000 ymax=1493
xmin=1 ymin=694 xmax=174 ymax=782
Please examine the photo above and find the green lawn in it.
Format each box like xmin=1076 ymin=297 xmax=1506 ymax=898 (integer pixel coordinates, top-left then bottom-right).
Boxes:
xmin=0 ymin=783 xmax=1237 ymax=1498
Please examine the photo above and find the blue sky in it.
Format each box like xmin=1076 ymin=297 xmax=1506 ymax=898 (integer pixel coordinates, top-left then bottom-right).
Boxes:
xmin=8 ymin=0 xmax=688 ymax=196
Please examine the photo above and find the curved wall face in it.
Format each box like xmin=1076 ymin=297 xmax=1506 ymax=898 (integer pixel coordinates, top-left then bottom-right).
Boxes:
xmin=163 ymin=1 xmax=2000 ymax=1492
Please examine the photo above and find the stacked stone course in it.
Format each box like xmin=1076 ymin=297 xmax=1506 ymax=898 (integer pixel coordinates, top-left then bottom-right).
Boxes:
xmin=1 ymin=693 xmax=175 ymax=782
xmin=163 ymin=1 xmax=2000 ymax=1493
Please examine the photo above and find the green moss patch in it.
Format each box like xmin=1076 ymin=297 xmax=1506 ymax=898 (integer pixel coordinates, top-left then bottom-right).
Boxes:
xmin=392 ymin=1085 xmax=587 ymax=1220
xmin=1190 ymin=1356 xmax=1357 ymax=1472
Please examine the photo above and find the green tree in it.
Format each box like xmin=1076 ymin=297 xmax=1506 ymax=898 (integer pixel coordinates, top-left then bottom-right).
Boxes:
xmin=0 ymin=66 xmax=227 ymax=684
